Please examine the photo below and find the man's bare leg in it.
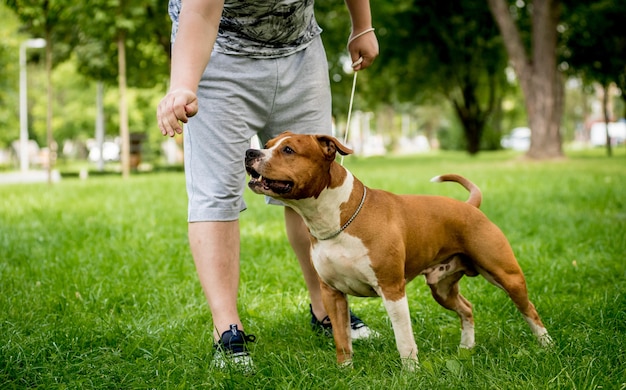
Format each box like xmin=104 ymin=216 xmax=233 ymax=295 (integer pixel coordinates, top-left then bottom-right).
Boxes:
xmin=284 ymin=206 xmax=327 ymax=320
xmin=189 ymin=220 xmax=244 ymax=340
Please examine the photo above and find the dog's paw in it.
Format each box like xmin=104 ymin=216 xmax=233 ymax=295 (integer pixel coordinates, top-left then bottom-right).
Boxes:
xmin=538 ymin=333 xmax=554 ymax=348
xmin=339 ymin=359 xmax=354 ymax=369
xmin=459 ymin=337 xmax=475 ymax=350
xmin=401 ymin=357 xmax=420 ymax=372
xmin=459 ymin=327 xmax=475 ymax=349
xmin=459 ymin=342 xmax=475 ymax=350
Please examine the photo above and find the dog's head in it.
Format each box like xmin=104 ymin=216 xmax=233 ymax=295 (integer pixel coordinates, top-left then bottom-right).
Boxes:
xmin=245 ymin=131 xmax=353 ymax=200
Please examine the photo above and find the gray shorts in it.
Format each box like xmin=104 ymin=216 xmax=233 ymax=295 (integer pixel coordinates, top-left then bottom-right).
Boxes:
xmin=184 ymin=36 xmax=332 ymax=222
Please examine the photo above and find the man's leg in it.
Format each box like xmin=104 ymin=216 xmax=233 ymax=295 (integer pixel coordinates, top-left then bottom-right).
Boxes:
xmin=284 ymin=206 xmax=327 ymax=320
xmin=188 ymin=220 xmax=244 ymax=340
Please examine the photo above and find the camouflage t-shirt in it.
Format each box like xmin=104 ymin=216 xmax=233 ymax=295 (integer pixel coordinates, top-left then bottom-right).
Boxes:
xmin=169 ymin=0 xmax=322 ymax=58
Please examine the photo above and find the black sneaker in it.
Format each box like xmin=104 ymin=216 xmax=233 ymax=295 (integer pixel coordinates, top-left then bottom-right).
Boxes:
xmin=212 ymin=324 xmax=256 ymax=373
xmin=310 ymin=304 xmax=379 ymax=340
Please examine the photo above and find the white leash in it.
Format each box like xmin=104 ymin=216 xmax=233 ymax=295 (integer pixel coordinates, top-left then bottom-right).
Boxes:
xmin=340 ymin=27 xmax=375 ymax=166
xmin=341 ymin=57 xmax=362 ymax=166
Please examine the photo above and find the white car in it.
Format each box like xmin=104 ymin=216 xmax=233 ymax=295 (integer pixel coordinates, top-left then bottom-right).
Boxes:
xmin=88 ymin=141 xmax=120 ymax=162
xmin=501 ymin=127 xmax=531 ymax=151
xmin=590 ymin=122 xmax=626 ymax=146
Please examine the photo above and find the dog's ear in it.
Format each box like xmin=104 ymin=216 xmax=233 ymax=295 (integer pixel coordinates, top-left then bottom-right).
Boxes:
xmin=316 ymin=135 xmax=353 ymax=160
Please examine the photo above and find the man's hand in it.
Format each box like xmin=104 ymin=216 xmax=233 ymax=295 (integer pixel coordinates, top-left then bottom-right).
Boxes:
xmin=157 ymin=89 xmax=199 ymax=137
xmin=348 ymin=29 xmax=379 ymax=71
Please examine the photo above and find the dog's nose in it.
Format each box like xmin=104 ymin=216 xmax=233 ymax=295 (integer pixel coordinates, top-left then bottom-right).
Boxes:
xmin=246 ymin=149 xmax=261 ymax=159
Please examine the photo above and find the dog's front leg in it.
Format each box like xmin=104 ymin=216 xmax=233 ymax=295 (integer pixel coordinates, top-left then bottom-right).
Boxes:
xmin=320 ymin=282 xmax=352 ymax=367
xmin=382 ymin=294 xmax=419 ymax=371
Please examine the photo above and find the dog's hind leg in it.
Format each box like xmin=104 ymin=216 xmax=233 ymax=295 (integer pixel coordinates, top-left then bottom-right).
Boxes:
xmin=428 ymin=272 xmax=476 ymax=349
xmin=468 ymin=226 xmax=552 ymax=346
xmin=471 ymin=250 xmax=552 ymax=346
xmin=482 ymin=269 xmax=552 ymax=347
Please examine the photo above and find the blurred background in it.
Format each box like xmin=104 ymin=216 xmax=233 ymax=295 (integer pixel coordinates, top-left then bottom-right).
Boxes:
xmin=0 ymin=0 xmax=624 ymax=180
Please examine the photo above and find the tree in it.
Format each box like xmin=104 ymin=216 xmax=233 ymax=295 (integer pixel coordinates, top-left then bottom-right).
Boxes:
xmin=318 ymin=0 xmax=511 ymax=154
xmin=0 ymin=3 xmax=23 ymax=149
xmin=5 ymin=0 xmax=76 ymax=181
xmin=487 ymin=0 xmax=564 ymax=159
xmin=72 ymin=0 xmax=170 ymax=177
xmin=423 ymin=1 xmax=509 ymax=154
xmin=388 ymin=1 xmax=511 ymax=154
xmin=563 ymin=0 xmax=626 ymax=156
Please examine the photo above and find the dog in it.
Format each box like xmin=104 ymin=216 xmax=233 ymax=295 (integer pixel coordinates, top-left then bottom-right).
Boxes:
xmin=245 ymin=131 xmax=552 ymax=370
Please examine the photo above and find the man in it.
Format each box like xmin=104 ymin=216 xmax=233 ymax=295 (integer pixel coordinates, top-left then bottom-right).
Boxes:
xmin=157 ymin=0 xmax=379 ymax=371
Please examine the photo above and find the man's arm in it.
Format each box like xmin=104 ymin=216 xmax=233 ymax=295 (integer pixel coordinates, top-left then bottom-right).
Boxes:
xmin=157 ymin=0 xmax=224 ymax=137
xmin=344 ymin=0 xmax=379 ymax=70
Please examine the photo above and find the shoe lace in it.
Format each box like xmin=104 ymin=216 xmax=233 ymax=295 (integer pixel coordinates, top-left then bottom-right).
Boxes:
xmin=350 ymin=312 xmax=365 ymax=330
xmin=218 ymin=324 xmax=256 ymax=354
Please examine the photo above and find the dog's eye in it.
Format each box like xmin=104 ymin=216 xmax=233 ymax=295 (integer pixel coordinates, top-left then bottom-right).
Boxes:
xmin=283 ymin=146 xmax=295 ymax=154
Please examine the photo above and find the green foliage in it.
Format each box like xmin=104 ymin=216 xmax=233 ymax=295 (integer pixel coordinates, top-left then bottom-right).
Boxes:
xmin=21 ymin=58 xmax=163 ymax=156
xmin=1 ymin=0 xmax=174 ymax=166
xmin=72 ymin=0 xmax=170 ymax=88
xmin=562 ymin=0 xmax=626 ymax=123
xmin=5 ymin=0 xmax=77 ymax=66
xmin=1 ymin=150 xmax=625 ymax=388
xmin=562 ymin=0 xmax=626 ymax=87
xmin=317 ymin=0 xmax=516 ymax=153
xmin=366 ymin=0 xmax=511 ymax=153
xmin=2 ymin=0 xmax=626 ymax=155
xmin=0 ymin=3 xmax=22 ymax=149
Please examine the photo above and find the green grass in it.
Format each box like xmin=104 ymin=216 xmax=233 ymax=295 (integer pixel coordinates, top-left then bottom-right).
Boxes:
xmin=1 ymin=149 xmax=625 ymax=389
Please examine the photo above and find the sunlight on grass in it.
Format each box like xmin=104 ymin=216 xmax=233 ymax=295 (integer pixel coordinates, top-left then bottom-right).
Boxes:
xmin=1 ymin=149 xmax=625 ymax=388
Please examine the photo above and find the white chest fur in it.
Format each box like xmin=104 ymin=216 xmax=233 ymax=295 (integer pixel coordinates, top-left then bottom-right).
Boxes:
xmin=311 ymin=234 xmax=380 ymax=297
xmin=283 ymin=171 xmax=380 ymax=297
xmin=284 ymin=173 xmax=355 ymax=240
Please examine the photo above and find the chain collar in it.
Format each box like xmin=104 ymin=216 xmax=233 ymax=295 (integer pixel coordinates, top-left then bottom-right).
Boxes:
xmin=315 ymin=186 xmax=367 ymax=241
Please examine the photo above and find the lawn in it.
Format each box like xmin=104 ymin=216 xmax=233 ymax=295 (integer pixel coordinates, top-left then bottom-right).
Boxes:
xmin=1 ymin=149 xmax=625 ymax=389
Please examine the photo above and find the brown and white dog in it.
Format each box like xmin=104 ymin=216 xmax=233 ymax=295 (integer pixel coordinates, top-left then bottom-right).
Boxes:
xmin=245 ymin=131 xmax=552 ymax=370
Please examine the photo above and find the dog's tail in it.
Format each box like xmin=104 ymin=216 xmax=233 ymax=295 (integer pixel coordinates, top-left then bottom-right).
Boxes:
xmin=430 ymin=174 xmax=482 ymax=208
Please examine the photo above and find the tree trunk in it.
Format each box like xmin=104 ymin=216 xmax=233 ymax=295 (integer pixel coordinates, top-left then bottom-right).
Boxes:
xmin=453 ymin=101 xmax=484 ymax=155
xmin=118 ymin=30 xmax=130 ymax=178
xmin=525 ymin=70 xmax=564 ymax=159
xmin=95 ymin=81 xmax=105 ymax=172
xmin=487 ymin=0 xmax=564 ymax=159
xmin=45 ymin=30 xmax=54 ymax=184
xmin=451 ymin=82 xmax=488 ymax=155
xmin=602 ymin=82 xmax=613 ymax=157
xmin=464 ymin=119 xmax=483 ymax=155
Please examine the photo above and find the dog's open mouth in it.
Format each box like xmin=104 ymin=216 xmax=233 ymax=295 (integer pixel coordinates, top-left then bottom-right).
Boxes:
xmin=246 ymin=167 xmax=293 ymax=194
